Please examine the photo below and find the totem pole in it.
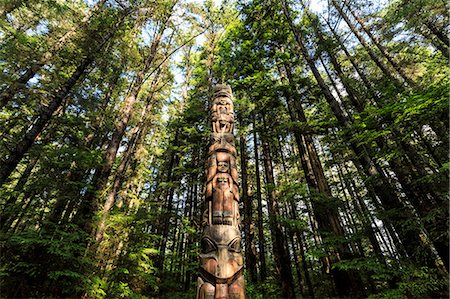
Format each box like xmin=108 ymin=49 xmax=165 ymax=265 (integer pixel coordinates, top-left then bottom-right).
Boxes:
xmin=197 ymin=85 xmax=246 ymax=299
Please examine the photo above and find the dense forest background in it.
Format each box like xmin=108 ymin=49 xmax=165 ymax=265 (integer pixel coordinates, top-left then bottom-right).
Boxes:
xmin=0 ymin=0 xmax=448 ymax=297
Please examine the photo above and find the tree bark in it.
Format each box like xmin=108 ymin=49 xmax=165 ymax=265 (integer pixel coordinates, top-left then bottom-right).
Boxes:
xmin=252 ymin=116 xmax=267 ymax=282
xmin=282 ymin=0 xmax=444 ymax=275
xmin=329 ymin=0 xmax=404 ymax=88
xmin=342 ymin=1 xmax=416 ymax=87
xmin=0 ymin=0 xmax=109 ymax=108
xmin=260 ymin=114 xmax=296 ymax=299
xmin=424 ymin=21 xmax=450 ymax=55
xmin=94 ymin=73 xmax=161 ymax=244
xmin=0 ymin=6 xmax=130 ymax=184
xmin=280 ymin=60 xmax=364 ymax=296
xmin=156 ymin=129 xmax=181 ymax=273
xmin=76 ymin=20 xmax=168 ymax=235
xmin=0 ymin=54 xmax=94 ymax=185
xmin=323 ymin=17 xmax=380 ymax=102
xmin=0 ymin=155 xmax=39 ymax=231
xmin=239 ymin=117 xmax=258 ymax=284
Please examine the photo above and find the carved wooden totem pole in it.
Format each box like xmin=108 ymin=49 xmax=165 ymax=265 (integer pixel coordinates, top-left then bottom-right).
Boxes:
xmin=197 ymin=85 xmax=245 ymax=299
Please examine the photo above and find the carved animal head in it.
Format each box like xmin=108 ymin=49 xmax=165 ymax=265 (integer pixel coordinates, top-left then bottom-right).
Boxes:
xmin=199 ymin=225 xmax=243 ymax=280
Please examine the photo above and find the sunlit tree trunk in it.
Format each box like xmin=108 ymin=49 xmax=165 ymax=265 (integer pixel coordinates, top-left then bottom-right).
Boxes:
xmin=282 ymin=0 xmax=445 ymax=276
xmin=342 ymin=1 xmax=416 ymax=86
xmin=329 ymin=0 xmax=404 ymax=88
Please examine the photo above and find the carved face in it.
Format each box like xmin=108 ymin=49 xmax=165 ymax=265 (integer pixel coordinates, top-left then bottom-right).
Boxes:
xmin=217 ymin=176 xmax=230 ymax=189
xmin=213 ymin=96 xmax=232 ymax=107
xmin=219 ymin=105 xmax=227 ymax=114
xmin=217 ymin=161 xmax=229 ymax=173
xmin=200 ymin=225 xmax=243 ymax=279
xmin=208 ymin=133 xmax=236 ymax=156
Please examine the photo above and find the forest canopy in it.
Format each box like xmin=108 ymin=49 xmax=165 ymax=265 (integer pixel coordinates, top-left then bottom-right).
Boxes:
xmin=0 ymin=0 xmax=448 ymax=297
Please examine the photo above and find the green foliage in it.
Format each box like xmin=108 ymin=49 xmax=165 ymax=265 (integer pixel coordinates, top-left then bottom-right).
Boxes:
xmin=0 ymin=0 xmax=448 ymax=298
xmin=0 ymin=224 xmax=91 ymax=297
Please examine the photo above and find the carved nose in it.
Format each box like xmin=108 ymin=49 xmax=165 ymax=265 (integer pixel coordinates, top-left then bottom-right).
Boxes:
xmin=216 ymin=247 xmax=231 ymax=278
xmin=215 ymin=283 xmax=228 ymax=299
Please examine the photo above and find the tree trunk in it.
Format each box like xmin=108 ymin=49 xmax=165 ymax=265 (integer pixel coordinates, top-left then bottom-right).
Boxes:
xmin=252 ymin=116 xmax=267 ymax=282
xmin=156 ymin=129 xmax=181 ymax=272
xmin=424 ymin=21 xmax=450 ymax=55
xmin=76 ymin=22 xmax=167 ymax=235
xmin=288 ymin=199 xmax=315 ymax=298
xmin=329 ymin=0 xmax=404 ymax=88
xmin=260 ymin=114 xmax=296 ymax=299
xmin=342 ymin=1 xmax=416 ymax=87
xmin=239 ymin=117 xmax=258 ymax=284
xmin=0 ymin=155 xmax=39 ymax=232
xmin=323 ymin=17 xmax=380 ymax=102
xmin=300 ymin=5 xmax=365 ymax=111
xmin=282 ymin=0 xmax=444 ymax=275
xmin=0 ymin=5 xmax=131 ymax=184
xmin=0 ymin=0 xmax=109 ymax=108
xmin=94 ymin=74 xmax=161 ymax=244
xmin=1 ymin=0 xmax=25 ymax=18
xmin=0 ymin=54 xmax=94 ymax=185
xmin=280 ymin=60 xmax=364 ymax=296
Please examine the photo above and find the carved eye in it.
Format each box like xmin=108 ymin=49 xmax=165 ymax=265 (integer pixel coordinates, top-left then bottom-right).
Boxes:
xmin=201 ymin=237 xmax=217 ymax=253
xmin=228 ymin=238 xmax=241 ymax=252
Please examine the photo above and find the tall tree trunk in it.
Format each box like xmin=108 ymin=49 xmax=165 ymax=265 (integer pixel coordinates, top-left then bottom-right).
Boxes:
xmin=0 ymin=7 xmax=131 ymax=185
xmin=252 ymin=117 xmax=267 ymax=282
xmin=0 ymin=0 xmax=109 ymax=108
xmin=320 ymin=13 xmax=448 ymax=264
xmin=322 ymin=17 xmax=380 ymax=102
xmin=260 ymin=114 xmax=296 ymax=299
xmin=336 ymin=160 xmax=385 ymax=261
xmin=239 ymin=117 xmax=258 ymax=284
xmin=288 ymin=199 xmax=315 ymax=298
xmin=282 ymin=0 xmax=445 ymax=274
xmin=94 ymin=73 xmax=161 ymax=244
xmin=299 ymin=4 xmax=365 ymax=111
xmin=328 ymin=0 xmax=404 ymax=88
xmin=0 ymin=155 xmax=39 ymax=232
xmin=280 ymin=60 xmax=364 ymax=297
xmin=425 ymin=20 xmax=450 ymax=47
xmin=46 ymin=70 xmax=122 ymax=226
xmin=76 ymin=21 xmax=167 ymax=235
xmin=318 ymin=9 xmax=447 ymax=234
xmin=1 ymin=0 xmax=25 ymax=18
xmin=155 ymin=129 xmax=181 ymax=273
xmin=0 ymin=54 xmax=94 ymax=185
xmin=342 ymin=1 xmax=416 ymax=87
xmin=424 ymin=21 xmax=450 ymax=55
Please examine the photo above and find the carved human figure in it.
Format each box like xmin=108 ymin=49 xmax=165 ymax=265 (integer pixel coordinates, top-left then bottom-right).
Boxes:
xmin=199 ymin=84 xmax=245 ymax=298
xmin=206 ymin=155 xmax=239 ymax=203
xmin=211 ymin=97 xmax=234 ymax=133
xmin=206 ymin=152 xmax=239 ymax=190
xmin=204 ymin=152 xmax=239 ymax=226
xmin=211 ymin=173 xmax=235 ymax=225
xmin=213 ymin=119 xmax=232 ymax=134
